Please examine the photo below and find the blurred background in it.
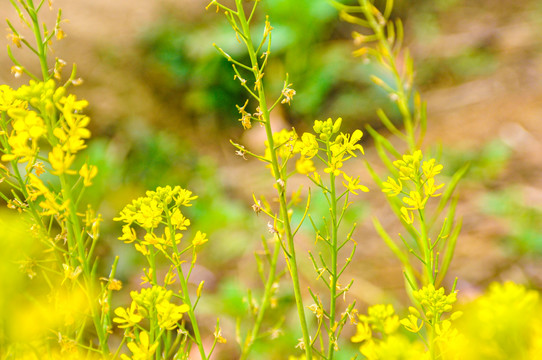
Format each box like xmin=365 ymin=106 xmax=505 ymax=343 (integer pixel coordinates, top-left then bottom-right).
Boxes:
xmin=1 ymin=0 xmax=542 ymax=358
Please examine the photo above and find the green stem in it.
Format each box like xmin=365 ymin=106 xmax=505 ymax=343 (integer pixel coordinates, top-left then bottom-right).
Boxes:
xmin=234 ymin=1 xmax=312 ymax=358
xmin=164 ymin=205 xmax=207 ymax=360
xmin=326 ymin=144 xmax=338 ymax=360
xmin=239 ymin=239 xmax=281 ymax=360
xmin=26 ymin=0 xmax=50 ymax=80
xmin=60 ymin=174 xmax=109 ymax=355
xmin=418 ymin=209 xmax=434 ymax=286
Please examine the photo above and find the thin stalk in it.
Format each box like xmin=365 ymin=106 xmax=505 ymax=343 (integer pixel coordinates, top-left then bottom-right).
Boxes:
xmin=60 ymin=174 xmax=109 ymax=355
xmin=360 ymin=0 xmax=416 ymax=151
xmin=164 ymin=204 xmax=207 ymax=360
xmin=239 ymin=239 xmax=280 ymax=360
xmin=26 ymin=0 xmax=50 ymax=80
xmin=234 ymin=1 xmax=312 ymax=357
xmin=418 ymin=210 xmax=434 ymax=286
xmin=326 ymin=145 xmax=338 ymax=360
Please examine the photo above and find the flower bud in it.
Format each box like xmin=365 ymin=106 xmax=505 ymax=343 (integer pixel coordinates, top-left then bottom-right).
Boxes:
xmin=332 ymin=117 xmax=342 ymax=133
xmin=313 ymin=120 xmax=323 ymax=133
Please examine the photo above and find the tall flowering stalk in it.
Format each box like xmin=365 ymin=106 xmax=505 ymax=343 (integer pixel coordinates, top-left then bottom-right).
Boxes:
xmin=207 ymin=1 xmax=313 ymax=357
xmin=1 ymin=0 xmax=115 ymax=356
xmin=208 ymin=1 xmax=369 ymax=358
xmin=114 ymin=186 xmax=221 ymax=359
xmin=335 ymin=0 xmax=468 ymax=358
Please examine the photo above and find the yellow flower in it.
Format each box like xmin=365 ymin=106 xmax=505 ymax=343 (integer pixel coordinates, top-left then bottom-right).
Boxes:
xmin=113 ymin=302 xmax=143 ymax=329
xmin=192 ymin=231 xmax=208 ymax=246
xmin=366 ymin=304 xmax=400 ymax=335
xmin=156 ymin=302 xmax=189 ymax=330
xmin=119 ymin=224 xmax=137 ymax=243
xmin=351 ymin=320 xmax=372 ymax=343
xmin=122 ymin=331 xmax=158 ymax=360
xmin=341 ymin=129 xmax=364 ymax=157
xmin=134 ymin=200 xmax=163 ymax=229
xmin=313 ymin=118 xmax=341 ymax=140
xmin=1 ymin=133 xmax=36 ymax=162
xmin=265 ymin=129 xmax=298 ymax=161
xmin=79 ymin=163 xmax=98 ymax=187
xmin=49 ymin=146 xmax=76 ymax=175
xmin=400 ymin=207 xmax=413 ymax=224
xmin=296 ymin=132 xmax=319 ymax=159
xmin=412 ymin=284 xmax=456 ymax=319
xmin=422 ymin=158 xmax=443 ymax=179
xmin=163 ymin=229 xmax=183 ymax=247
xmin=171 ymin=209 xmax=190 ymax=230
xmin=381 ymin=176 xmax=402 ymax=196
xmin=142 ymin=232 xmax=167 ymax=251
xmin=174 ymin=187 xmax=198 ymax=207
xmin=26 ymin=174 xmax=69 ymax=216
xmin=11 ymin=110 xmax=46 ymax=140
xmin=393 ymin=150 xmax=423 ymax=180
xmin=400 ymin=314 xmax=423 ymax=333
xmin=423 ymin=177 xmax=444 ymax=198
xmin=135 ymin=243 xmax=149 ymax=256
xmin=402 ymin=191 xmax=424 ymax=210
xmin=324 ymin=157 xmax=343 ymax=176
xmin=296 ymin=157 xmax=316 ymax=175
xmin=342 ymin=173 xmax=369 ymax=195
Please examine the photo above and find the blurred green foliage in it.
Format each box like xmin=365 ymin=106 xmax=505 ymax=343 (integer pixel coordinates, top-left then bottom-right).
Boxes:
xmin=440 ymin=139 xmax=512 ymax=182
xmin=133 ymin=0 xmax=501 ymax=141
xmin=137 ymin=0 xmax=403 ymax=133
xmin=481 ymin=187 xmax=542 ymax=255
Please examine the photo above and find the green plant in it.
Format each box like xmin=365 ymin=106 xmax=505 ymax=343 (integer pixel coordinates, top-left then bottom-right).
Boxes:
xmin=1 ymin=0 xmax=112 ymax=356
xmin=208 ymin=1 xmax=370 ymax=358
xmin=334 ymin=0 xmax=468 ymax=358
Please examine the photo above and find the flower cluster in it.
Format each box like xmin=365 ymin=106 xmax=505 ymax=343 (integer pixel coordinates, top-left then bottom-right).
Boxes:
xmin=114 ymin=185 xmax=201 ymax=255
xmin=261 ymin=118 xmax=368 ymax=194
xmin=114 ymin=285 xmax=190 ymax=332
xmin=381 ymin=150 xmax=444 ymax=224
xmin=113 ymin=286 xmax=190 ymax=359
xmin=297 ymin=118 xmax=368 ymax=194
xmin=398 ymin=284 xmax=462 ymax=347
xmin=412 ymin=284 xmax=458 ymax=323
xmin=351 ymin=304 xmax=424 ymax=359
xmin=0 ymin=80 xmax=99 ymax=227
xmin=120 ymin=332 xmax=158 ymax=360
xmin=0 ymin=80 xmax=93 ymax=171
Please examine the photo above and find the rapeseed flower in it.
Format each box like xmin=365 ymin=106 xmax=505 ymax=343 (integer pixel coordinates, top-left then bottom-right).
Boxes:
xmin=49 ymin=145 xmax=76 ymax=175
xmin=121 ymin=331 xmax=158 ymax=360
xmin=113 ymin=302 xmax=143 ymax=329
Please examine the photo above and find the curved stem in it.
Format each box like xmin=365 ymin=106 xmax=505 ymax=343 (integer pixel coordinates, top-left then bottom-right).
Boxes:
xmin=361 ymin=0 xmax=416 ymax=151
